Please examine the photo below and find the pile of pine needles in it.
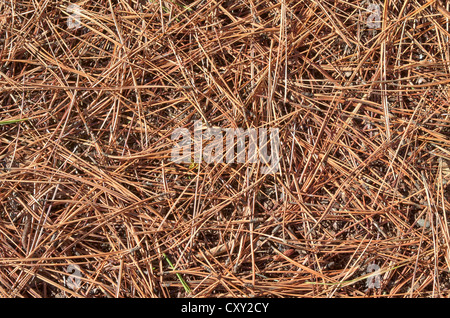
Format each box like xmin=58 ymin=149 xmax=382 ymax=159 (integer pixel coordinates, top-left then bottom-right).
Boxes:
xmin=0 ymin=0 xmax=449 ymax=298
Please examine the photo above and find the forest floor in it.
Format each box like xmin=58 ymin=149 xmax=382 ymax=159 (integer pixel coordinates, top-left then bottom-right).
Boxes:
xmin=0 ymin=0 xmax=449 ymax=297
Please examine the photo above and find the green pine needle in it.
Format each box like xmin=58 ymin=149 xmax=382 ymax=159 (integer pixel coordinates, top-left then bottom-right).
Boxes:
xmin=0 ymin=118 xmax=29 ymax=126
xmin=162 ymin=253 xmax=191 ymax=294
